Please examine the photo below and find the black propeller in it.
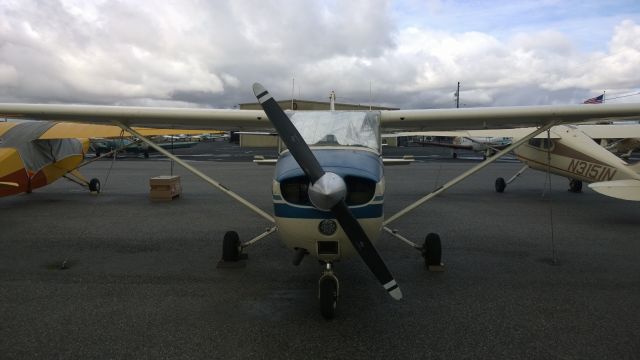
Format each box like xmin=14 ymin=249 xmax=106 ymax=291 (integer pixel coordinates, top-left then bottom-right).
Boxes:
xmin=253 ymin=83 xmax=402 ymax=300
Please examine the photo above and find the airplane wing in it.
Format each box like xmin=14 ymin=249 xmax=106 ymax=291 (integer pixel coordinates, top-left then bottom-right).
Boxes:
xmin=0 ymin=121 xmax=18 ymax=137
xmin=380 ymin=103 xmax=640 ymax=130
xmin=2 ymin=102 xmax=640 ymax=133
xmin=390 ymin=124 xmax=640 ymax=140
xmin=37 ymin=122 xmax=221 ymax=140
xmin=389 ymin=128 xmax=561 ymax=139
xmin=574 ymin=124 xmax=640 ymax=139
xmin=0 ymin=104 xmax=268 ymax=130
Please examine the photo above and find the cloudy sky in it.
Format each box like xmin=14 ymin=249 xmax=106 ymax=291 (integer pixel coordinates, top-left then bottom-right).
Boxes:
xmin=1 ymin=0 xmax=639 ymax=109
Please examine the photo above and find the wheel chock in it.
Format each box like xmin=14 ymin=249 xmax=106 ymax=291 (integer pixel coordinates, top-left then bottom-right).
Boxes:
xmin=216 ymin=253 xmax=248 ymax=269
xmin=428 ymin=262 xmax=445 ymax=272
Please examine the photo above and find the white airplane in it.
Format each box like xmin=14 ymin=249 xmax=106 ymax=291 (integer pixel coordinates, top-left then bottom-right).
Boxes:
xmin=398 ymin=124 xmax=640 ymax=200
xmin=2 ymin=84 xmax=640 ymax=318
xmin=603 ymin=137 xmax=640 ymax=158
xmin=414 ymin=135 xmax=512 ymax=159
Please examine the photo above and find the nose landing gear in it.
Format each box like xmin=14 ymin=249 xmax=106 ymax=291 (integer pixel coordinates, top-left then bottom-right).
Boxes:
xmin=319 ymin=263 xmax=339 ymax=319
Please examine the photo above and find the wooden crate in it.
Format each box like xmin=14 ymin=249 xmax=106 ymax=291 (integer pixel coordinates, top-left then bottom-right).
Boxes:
xmin=149 ymin=175 xmax=181 ymax=201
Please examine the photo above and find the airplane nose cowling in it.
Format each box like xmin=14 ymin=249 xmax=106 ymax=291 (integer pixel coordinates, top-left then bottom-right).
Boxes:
xmin=308 ymin=172 xmax=346 ymax=211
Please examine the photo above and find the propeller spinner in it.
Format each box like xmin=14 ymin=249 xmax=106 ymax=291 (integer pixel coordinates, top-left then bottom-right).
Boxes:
xmin=253 ymin=83 xmax=402 ymax=300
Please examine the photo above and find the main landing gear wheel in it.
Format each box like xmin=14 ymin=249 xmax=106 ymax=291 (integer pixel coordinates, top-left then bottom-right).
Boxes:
xmin=569 ymin=179 xmax=583 ymax=193
xmin=319 ymin=270 xmax=338 ymax=319
xmin=222 ymin=231 xmax=241 ymax=261
xmin=495 ymin=177 xmax=506 ymax=193
xmin=89 ymin=178 xmax=101 ymax=193
xmin=422 ymin=233 xmax=442 ymax=267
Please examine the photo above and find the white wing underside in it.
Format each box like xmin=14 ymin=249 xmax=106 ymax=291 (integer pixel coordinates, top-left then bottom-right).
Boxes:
xmin=390 ymin=124 xmax=640 ymax=140
xmin=1 ymin=103 xmax=640 ymax=132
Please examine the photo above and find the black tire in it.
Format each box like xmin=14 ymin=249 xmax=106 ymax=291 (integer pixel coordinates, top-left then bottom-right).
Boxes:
xmin=89 ymin=178 xmax=101 ymax=193
xmin=222 ymin=231 xmax=240 ymax=261
xmin=422 ymin=233 xmax=442 ymax=267
xmin=319 ymin=276 xmax=338 ymax=319
xmin=495 ymin=177 xmax=506 ymax=193
xmin=143 ymin=151 xmax=149 ymax=159
xmin=452 ymin=152 xmax=458 ymax=159
xmin=569 ymin=179 xmax=583 ymax=193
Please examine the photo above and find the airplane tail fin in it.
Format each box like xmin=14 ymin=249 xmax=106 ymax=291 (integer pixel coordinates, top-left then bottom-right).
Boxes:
xmin=589 ymin=180 xmax=640 ymax=201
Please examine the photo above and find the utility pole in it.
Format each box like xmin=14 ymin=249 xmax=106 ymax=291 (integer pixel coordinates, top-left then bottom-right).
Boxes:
xmin=329 ymin=90 xmax=336 ymax=111
xmin=291 ymin=78 xmax=295 ymax=110
xmin=455 ymin=81 xmax=460 ymax=108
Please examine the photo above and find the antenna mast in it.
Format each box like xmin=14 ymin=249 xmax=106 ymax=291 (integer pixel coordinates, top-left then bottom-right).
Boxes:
xmin=369 ymin=81 xmax=372 ymax=111
xmin=329 ymin=90 xmax=336 ymax=111
xmin=291 ymin=78 xmax=295 ymax=109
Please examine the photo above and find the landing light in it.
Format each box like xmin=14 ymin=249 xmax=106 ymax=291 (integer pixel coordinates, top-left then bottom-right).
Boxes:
xmin=318 ymin=219 xmax=337 ymax=236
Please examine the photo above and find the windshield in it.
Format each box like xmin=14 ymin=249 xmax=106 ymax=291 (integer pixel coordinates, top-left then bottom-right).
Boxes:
xmin=288 ymin=111 xmax=380 ymax=151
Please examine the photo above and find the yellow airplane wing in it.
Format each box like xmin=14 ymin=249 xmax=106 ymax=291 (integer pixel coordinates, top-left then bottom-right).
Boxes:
xmin=0 ymin=121 xmax=18 ymax=137
xmin=1 ymin=102 xmax=640 ymax=132
xmin=37 ymin=122 xmax=223 ymax=140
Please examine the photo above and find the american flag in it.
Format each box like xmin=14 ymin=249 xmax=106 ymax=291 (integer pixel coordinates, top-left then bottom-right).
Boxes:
xmin=583 ymin=94 xmax=604 ymax=104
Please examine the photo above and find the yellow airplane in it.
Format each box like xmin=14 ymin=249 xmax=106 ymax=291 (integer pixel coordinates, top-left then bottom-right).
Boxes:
xmin=0 ymin=120 xmax=212 ymax=197
xmin=2 ymin=84 xmax=640 ymax=318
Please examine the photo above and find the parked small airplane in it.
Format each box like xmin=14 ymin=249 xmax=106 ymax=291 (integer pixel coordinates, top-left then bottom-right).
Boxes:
xmin=190 ymin=133 xmax=229 ymax=142
xmin=397 ymin=124 xmax=640 ymax=200
xmin=415 ymin=135 xmax=512 ymax=159
xmin=2 ymin=86 xmax=640 ymax=318
xmin=91 ymin=137 xmax=199 ymax=158
xmin=0 ymin=120 xmax=209 ymax=197
xmin=603 ymin=137 xmax=640 ymax=158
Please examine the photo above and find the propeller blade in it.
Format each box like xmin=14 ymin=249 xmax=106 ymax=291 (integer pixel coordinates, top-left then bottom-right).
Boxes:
xmin=253 ymin=82 xmax=402 ymax=300
xmin=252 ymin=83 xmax=324 ymax=183
xmin=331 ymin=201 xmax=402 ymax=300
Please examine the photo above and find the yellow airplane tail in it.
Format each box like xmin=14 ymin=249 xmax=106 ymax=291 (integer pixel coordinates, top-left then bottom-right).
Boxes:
xmin=0 ymin=148 xmax=29 ymax=196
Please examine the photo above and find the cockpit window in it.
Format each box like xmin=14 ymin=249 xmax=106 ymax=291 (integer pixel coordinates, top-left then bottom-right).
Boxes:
xmin=286 ymin=111 xmax=380 ymax=151
xmin=528 ymin=138 xmax=553 ymax=149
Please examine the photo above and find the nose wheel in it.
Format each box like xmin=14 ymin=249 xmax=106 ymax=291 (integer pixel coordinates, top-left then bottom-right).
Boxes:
xmin=568 ymin=179 xmax=583 ymax=193
xmin=319 ymin=263 xmax=339 ymax=319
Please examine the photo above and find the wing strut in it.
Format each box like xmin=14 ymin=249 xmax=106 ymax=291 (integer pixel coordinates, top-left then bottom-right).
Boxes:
xmin=116 ymin=122 xmax=275 ymax=224
xmin=383 ymin=121 xmax=557 ymax=226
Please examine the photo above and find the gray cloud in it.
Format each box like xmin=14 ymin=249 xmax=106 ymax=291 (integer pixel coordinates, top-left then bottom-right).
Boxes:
xmin=0 ymin=0 xmax=639 ymax=109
